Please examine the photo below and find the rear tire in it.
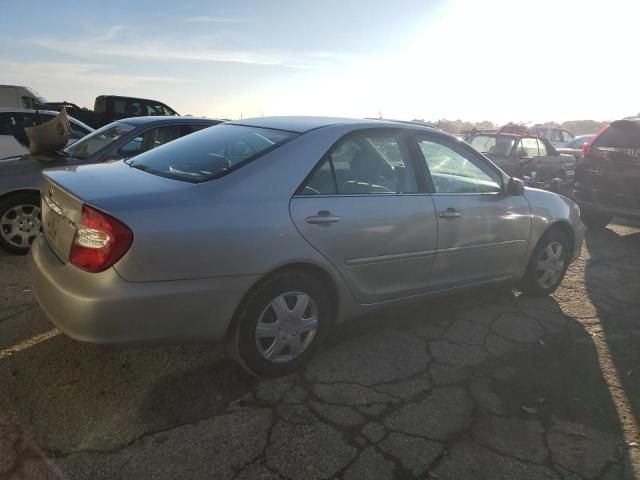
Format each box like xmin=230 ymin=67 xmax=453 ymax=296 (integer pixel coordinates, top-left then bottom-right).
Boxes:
xmin=0 ymin=192 xmax=41 ymax=255
xmin=227 ymin=272 xmax=332 ymax=377
xmin=520 ymin=230 xmax=571 ymax=297
xmin=581 ymin=208 xmax=612 ymax=230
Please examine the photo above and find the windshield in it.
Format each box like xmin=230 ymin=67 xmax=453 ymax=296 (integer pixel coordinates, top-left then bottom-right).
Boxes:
xmin=128 ymin=124 xmax=297 ymax=182
xmin=470 ymin=135 xmax=515 ymax=156
xmin=64 ymin=121 xmax=135 ymax=159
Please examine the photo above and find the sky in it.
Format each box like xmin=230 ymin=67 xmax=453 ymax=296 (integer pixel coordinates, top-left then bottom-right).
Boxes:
xmin=0 ymin=0 xmax=638 ymax=124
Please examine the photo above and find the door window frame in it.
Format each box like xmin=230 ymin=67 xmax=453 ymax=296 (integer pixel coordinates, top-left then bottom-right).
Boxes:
xmin=409 ymin=132 xmax=506 ymax=196
xmin=294 ymin=127 xmax=430 ymax=197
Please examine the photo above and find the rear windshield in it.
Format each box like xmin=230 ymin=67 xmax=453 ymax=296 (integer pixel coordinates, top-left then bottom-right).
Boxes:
xmin=128 ymin=124 xmax=297 ymax=182
xmin=594 ymin=122 xmax=640 ymax=149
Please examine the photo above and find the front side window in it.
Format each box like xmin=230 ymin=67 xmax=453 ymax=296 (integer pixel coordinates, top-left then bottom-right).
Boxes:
xmin=416 ymin=138 xmax=502 ymax=194
xmin=300 ymin=132 xmax=418 ymax=195
xmin=145 ymin=102 xmax=174 ymax=116
xmin=562 ymin=130 xmax=574 ymax=142
xmin=128 ymin=124 xmax=296 ymax=182
xmin=521 ymin=138 xmax=539 ymax=157
xmin=551 ymin=129 xmax=563 ymax=142
xmin=21 ymin=97 xmax=37 ymax=109
xmin=64 ymin=121 xmax=135 ymax=159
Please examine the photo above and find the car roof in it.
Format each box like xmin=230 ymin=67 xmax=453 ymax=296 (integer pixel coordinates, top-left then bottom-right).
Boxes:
xmin=0 ymin=107 xmax=62 ymax=114
xmin=228 ymin=115 xmax=444 ymax=134
xmin=0 ymin=108 xmax=94 ymax=130
xmin=119 ymin=116 xmax=221 ymax=126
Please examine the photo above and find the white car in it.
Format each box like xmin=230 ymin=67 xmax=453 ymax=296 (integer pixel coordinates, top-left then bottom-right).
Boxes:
xmin=0 ymin=108 xmax=94 ymax=158
xmin=529 ymin=126 xmax=575 ymax=148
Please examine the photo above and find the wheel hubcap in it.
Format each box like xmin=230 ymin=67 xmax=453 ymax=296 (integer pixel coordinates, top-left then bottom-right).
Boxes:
xmin=255 ymin=291 xmax=318 ymax=363
xmin=536 ymin=241 xmax=566 ymax=289
xmin=0 ymin=204 xmax=41 ymax=249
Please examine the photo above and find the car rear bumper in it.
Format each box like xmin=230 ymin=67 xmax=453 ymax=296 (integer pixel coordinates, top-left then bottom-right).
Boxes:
xmin=574 ymin=197 xmax=640 ymax=219
xmin=28 ymin=235 xmax=259 ymax=345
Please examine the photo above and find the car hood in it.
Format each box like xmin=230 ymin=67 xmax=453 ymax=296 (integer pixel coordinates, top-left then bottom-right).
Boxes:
xmin=0 ymin=152 xmax=70 ymax=175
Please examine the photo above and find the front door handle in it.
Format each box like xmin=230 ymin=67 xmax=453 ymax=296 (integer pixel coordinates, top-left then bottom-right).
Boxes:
xmin=438 ymin=208 xmax=462 ymax=219
xmin=306 ymin=210 xmax=340 ymax=225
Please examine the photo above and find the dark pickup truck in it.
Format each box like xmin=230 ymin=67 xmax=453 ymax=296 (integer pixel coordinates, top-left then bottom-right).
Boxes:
xmin=42 ymin=95 xmax=179 ymax=129
xmin=467 ymin=132 xmax=576 ymax=191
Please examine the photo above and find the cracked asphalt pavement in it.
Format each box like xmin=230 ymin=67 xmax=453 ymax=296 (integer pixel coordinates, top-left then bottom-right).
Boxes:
xmin=1 ymin=223 xmax=639 ymax=479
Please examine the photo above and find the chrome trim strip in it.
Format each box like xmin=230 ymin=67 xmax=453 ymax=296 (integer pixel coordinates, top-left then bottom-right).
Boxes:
xmin=438 ymin=239 xmax=526 ymax=254
xmin=345 ymin=249 xmax=436 ymax=266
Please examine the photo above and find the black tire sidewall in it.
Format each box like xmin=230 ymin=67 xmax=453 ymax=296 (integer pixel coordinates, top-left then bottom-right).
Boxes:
xmin=522 ymin=230 xmax=571 ymax=296
xmin=580 ymin=208 xmax=612 ymax=230
xmin=231 ymin=272 xmax=331 ymax=377
xmin=0 ymin=192 xmax=41 ymax=255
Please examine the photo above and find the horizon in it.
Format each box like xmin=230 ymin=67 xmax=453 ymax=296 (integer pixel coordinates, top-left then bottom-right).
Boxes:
xmin=1 ymin=0 xmax=637 ymax=123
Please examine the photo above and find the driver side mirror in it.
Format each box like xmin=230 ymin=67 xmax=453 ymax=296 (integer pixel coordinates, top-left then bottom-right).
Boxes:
xmin=506 ymin=177 xmax=525 ymax=196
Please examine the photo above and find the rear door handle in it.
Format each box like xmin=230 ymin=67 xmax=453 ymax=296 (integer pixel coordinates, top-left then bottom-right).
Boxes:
xmin=306 ymin=210 xmax=340 ymax=225
xmin=438 ymin=208 xmax=462 ymax=219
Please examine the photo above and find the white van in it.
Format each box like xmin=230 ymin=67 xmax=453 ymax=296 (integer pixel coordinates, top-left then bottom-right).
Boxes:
xmin=0 ymin=85 xmax=48 ymax=109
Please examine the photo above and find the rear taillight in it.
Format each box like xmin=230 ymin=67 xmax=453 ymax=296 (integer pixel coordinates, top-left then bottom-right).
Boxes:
xmin=582 ymin=125 xmax=608 ymax=158
xmin=69 ymin=205 xmax=133 ymax=273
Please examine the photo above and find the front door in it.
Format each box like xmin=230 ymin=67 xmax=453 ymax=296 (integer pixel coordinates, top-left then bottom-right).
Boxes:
xmin=412 ymin=134 xmax=531 ymax=288
xmin=290 ymin=129 xmax=438 ymax=304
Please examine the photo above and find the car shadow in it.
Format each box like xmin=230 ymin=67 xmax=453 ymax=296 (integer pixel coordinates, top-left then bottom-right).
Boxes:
xmin=583 ymin=225 xmax=640 ymax=453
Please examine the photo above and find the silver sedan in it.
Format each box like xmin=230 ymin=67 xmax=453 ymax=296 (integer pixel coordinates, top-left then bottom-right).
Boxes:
xmin=29 ymin=117 xmax=585 ymax=376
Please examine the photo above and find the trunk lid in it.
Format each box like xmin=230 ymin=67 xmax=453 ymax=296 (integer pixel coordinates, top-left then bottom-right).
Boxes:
xmin=41 ymin=161 xmax=192 ymax=262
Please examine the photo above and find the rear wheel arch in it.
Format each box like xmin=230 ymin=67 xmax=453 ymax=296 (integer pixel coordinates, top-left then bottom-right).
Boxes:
xmin=225 ymin=262 xmax=339 ymax=340
xmin=0 ymin=188 xmax=41 ymax=204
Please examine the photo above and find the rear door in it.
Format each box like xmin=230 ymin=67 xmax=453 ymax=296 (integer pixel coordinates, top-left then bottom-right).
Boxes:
xmin=411 ymin=134 xmax=531 ymax=287
xmin=578 ymin=120 xmax=640 ymax=211
xmin=290 ymin=129 xmax=438 ymax=304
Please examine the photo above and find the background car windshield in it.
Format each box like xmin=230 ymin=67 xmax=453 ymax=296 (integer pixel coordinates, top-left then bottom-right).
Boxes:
xmin=470 ymin=135 xmax=515 ymax=155
xmin=129 ymin=124 xmax=297 ymax=182
xmin=64 ymin=122 xmax=135 ymax=159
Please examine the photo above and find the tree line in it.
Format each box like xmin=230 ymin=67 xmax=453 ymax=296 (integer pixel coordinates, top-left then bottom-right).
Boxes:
xmin=411 ymin=119 xmax=608 ymax=136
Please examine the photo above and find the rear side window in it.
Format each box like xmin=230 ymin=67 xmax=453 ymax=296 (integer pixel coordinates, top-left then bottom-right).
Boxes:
xmin=594 ymin=123 xmax=640 ymax=149
xmin=128 ymin=124 xmax=297 ymax=182
xmin=299 ymin=132 xmax=418 ymax=195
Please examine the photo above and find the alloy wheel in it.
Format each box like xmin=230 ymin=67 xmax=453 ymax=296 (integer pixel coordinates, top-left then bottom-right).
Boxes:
xmin=0 ymin=204 xmax=41 ymax=249
xmin=536 ymin=241 xmax=566 ymax=289
xmin=255 ymin=291 xmax=318 ymax=363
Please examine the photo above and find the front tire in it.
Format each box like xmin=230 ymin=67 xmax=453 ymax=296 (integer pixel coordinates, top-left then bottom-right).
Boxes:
xmin=0 ymin=192 xmax=41 ymax=255
xmin=227 ymin=272 xmax=332 ymax=377
xmin=580 ymin=208 xmax=612 ymax=230
xmin=520 ymin=230 xmax=571 ymax=296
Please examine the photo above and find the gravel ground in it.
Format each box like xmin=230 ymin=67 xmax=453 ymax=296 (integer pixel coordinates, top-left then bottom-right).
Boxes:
xmin=1 ymin=223 xmax=639 ymax=479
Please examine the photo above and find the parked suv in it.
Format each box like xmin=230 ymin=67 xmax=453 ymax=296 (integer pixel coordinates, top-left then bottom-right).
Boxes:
xmin=574 ymin=117 xmax=640 ymax=229
xmin=529 ymin=126 xmax=575 ymax=148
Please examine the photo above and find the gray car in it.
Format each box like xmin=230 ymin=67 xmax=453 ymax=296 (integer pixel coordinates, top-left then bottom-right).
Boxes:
xmin=0 ymin=116 xmax=220 ymax=254
xmin=29 ymin=116 xmax=585 ymax=376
